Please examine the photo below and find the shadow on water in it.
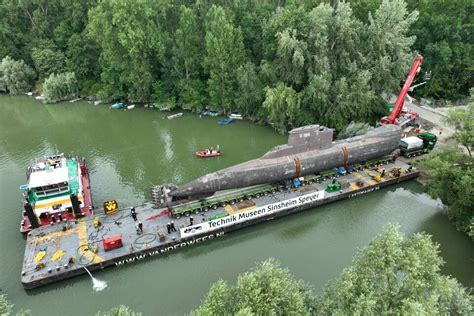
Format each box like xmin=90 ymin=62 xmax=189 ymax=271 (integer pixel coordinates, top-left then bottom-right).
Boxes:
xmin=278 ymin=213 xmax=320 ymax=240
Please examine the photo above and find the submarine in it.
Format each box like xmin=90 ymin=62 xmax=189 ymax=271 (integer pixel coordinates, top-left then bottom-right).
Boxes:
xmin=170 ymin=124 xmax=402 ymax=198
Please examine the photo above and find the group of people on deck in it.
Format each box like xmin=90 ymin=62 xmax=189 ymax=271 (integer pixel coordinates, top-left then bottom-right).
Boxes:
xmin=205 ymin=145 xmax=220 ymax=155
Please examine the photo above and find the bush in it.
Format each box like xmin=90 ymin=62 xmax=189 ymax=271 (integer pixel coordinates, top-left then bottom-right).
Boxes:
xmin=31 ymin=47 xmax=65 ymax=78
xmin=0 ymin=56 xmax=36 ymax=94
xmin=43 ymin=72 xmax=79 ymax=103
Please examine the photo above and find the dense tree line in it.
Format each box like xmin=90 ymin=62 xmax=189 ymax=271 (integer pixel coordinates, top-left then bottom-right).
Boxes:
xmin=0 ymin=0 xmax=472 ymax=132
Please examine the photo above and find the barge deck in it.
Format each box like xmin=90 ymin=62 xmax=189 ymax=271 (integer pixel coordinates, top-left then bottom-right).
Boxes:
xmin=21 ymin=160 xmax=418 ymax=289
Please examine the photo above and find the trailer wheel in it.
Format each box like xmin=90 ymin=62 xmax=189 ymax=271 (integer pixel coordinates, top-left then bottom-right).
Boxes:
xmin=194 ymin=210 xmax=199 ymax=214
xmin=212 ymin=205 xmax=218 ymax=210
xmin=184 ymin=212 xmax=191 ymax=217
xmin=231 ymin=200 xmax=236 ymax=205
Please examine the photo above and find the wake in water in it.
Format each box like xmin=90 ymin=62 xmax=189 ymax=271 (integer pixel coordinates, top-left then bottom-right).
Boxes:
xmin=82 ymin=266 xmax=108 ymax=291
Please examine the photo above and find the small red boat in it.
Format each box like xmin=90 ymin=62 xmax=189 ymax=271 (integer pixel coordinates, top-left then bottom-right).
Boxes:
xmin=196 ymin=148 xmax=221 ymax=158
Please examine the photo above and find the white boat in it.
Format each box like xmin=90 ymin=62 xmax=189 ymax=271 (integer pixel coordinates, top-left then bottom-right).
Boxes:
xmin=127 ymin=104 xmax=135 ymax=110
xmin=69 ymin=97 xmax=82 ymax=103
xmin=35 ymin=95 xmax=45 ymax=101
xmin=167 ymin=113 xmax=183 ymax=119
xmin=229 ymin=113 xmax=243 ymax=120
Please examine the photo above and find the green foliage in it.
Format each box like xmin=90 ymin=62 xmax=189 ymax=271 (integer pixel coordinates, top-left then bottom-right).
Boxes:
xmin=66 ymin=33 xmax=100 ymax=81
xmin=31 ymin=47 xmax=65 ymax=78
xmin=444 ymin=91 xmax=474 ymax=157
xmin=172 ymin=6 xmax=205 ymax=109
xmin=0 ymin=294 xmax=29 ymax=316
xmin=0 ymin=294 xmax=13 ymax=315
xmin=96 ymin=305 xmax=141 ymax=316
xmin=317 ymin=224 xmax=473 ymax=314
xmin=42 ymin=72 xmax=78 ymax=103
xmin=365 ymin=0 xmax=418 ymax=95
xmin=337 ymin=122 xmax=373 ymax=139
xmin=87 ymin=0 xmax=168 ymax=102
xmin=204 ymin=5 xmax=246 ymax=111
xmin=263 ymin=83 xmax=300 ymax=134
xmin=0 ymin=56 xmax=36 ymax=94
xmin=422 ymin=149 xmax=474 ymax=238
xmin=408 ymin=0 xmax=473 ymax=100
xmin=421 ymin=92 xmax=474 ymax=237
xmin=194 ymin=226 xmax=472 ymax=315
xmin=260 ymin=0 xmax=413 ymax=131
xmin=235 ymin=62 xmax=264 ymax=118
xmin=2 ymin=0 xmax=470 ymax=131
xmin=193 ymin=258 xmax=316 ymax=315
xmin=423 ymin=148 xmax=474 ymax=237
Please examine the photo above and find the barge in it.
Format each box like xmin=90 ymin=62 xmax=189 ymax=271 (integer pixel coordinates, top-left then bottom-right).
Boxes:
xmin=19 ymin=154 xmax=93 ymax=233
xmin=21 ymin=159 xmax=417 ymax=289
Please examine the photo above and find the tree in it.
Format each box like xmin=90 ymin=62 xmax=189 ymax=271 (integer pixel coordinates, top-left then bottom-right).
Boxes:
xmin=0 ymin=294 xmax=29 ymax=316
xmin=171 ymin=6 xmax=205 ymax=109
xmin=192 ymin=258 xmax=316 ymax=315
xmin=263 ymin=83 xmax=300 ymax=134
xmin=31 ymin=47 xmax=65 ymax=78
xmin=66 ymin=33 xmax=100 ymax=82
xmin=420 ymin=90 xmax=474 ymax=238
xmin=42 ymin=72 xmax=78 ymax=103
xmin=317 ymin=225 xmax=473 ymax=314
xmin=204 ymin=5 xmax=246 ymax=111
xmin=0 ymin=295 xmax=13 ymax=315
xmin=235 ymin=62 xmax=264 ymax=118
xmin=96 ymin=305 xmax=141 ymax=316
xmin=408 ymin=0 xmax=473 ymax=100
xmin=365 ymin=0 xmax=419 ymax=96
xmin=337 ymin=122 xmax=373 ymax=139
xmin=0 ymin=56 xmax=36 ymax=94
xmin=87 ymin=0 xmax=168 ymax=102
xmin=422 ymin=148 xmax=474 ymax=239
xmin=444 ymin=90 xmax=474 ymax=157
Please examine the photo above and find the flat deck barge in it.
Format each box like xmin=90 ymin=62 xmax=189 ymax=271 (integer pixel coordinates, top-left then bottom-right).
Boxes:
xmin=21 ymin=160 xmax=418 ymax=289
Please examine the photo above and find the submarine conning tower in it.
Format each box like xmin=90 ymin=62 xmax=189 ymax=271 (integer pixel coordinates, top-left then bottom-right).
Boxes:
xmin=262 ymin=125 xmax=334 ymax=159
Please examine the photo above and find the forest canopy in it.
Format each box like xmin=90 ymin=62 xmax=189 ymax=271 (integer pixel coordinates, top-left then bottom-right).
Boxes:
xmin=1 ymin=0 xmax=472 ymax=132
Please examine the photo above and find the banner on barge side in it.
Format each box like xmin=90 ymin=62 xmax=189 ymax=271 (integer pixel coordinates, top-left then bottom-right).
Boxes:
xmin=180 ymin=190 xmax=325 ymax=238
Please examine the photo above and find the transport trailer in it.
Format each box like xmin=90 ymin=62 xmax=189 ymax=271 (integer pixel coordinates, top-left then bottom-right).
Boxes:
xmin=21 ymin=159 xmax=418 ymax=289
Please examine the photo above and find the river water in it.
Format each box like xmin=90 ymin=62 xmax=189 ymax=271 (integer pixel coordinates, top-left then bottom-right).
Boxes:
xmin=0 ymin=96 xmax=472 ymax=315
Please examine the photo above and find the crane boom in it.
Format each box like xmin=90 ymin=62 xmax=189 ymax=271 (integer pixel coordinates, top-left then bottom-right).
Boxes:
xmin=380 ymin=54 xmax=423 ymax=125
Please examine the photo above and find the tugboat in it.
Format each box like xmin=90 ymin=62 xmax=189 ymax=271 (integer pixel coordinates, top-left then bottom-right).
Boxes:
xmin=19 ymin=153 xmax=93 ymax=233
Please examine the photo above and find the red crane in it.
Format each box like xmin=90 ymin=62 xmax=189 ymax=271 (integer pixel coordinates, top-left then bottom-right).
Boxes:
xmin=380 ymin=54 xmax=424 ymax=125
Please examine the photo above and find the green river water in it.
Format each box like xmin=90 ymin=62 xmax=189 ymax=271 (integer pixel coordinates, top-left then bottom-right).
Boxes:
xmin=0 ymin=95 xmax=472 ymax=315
